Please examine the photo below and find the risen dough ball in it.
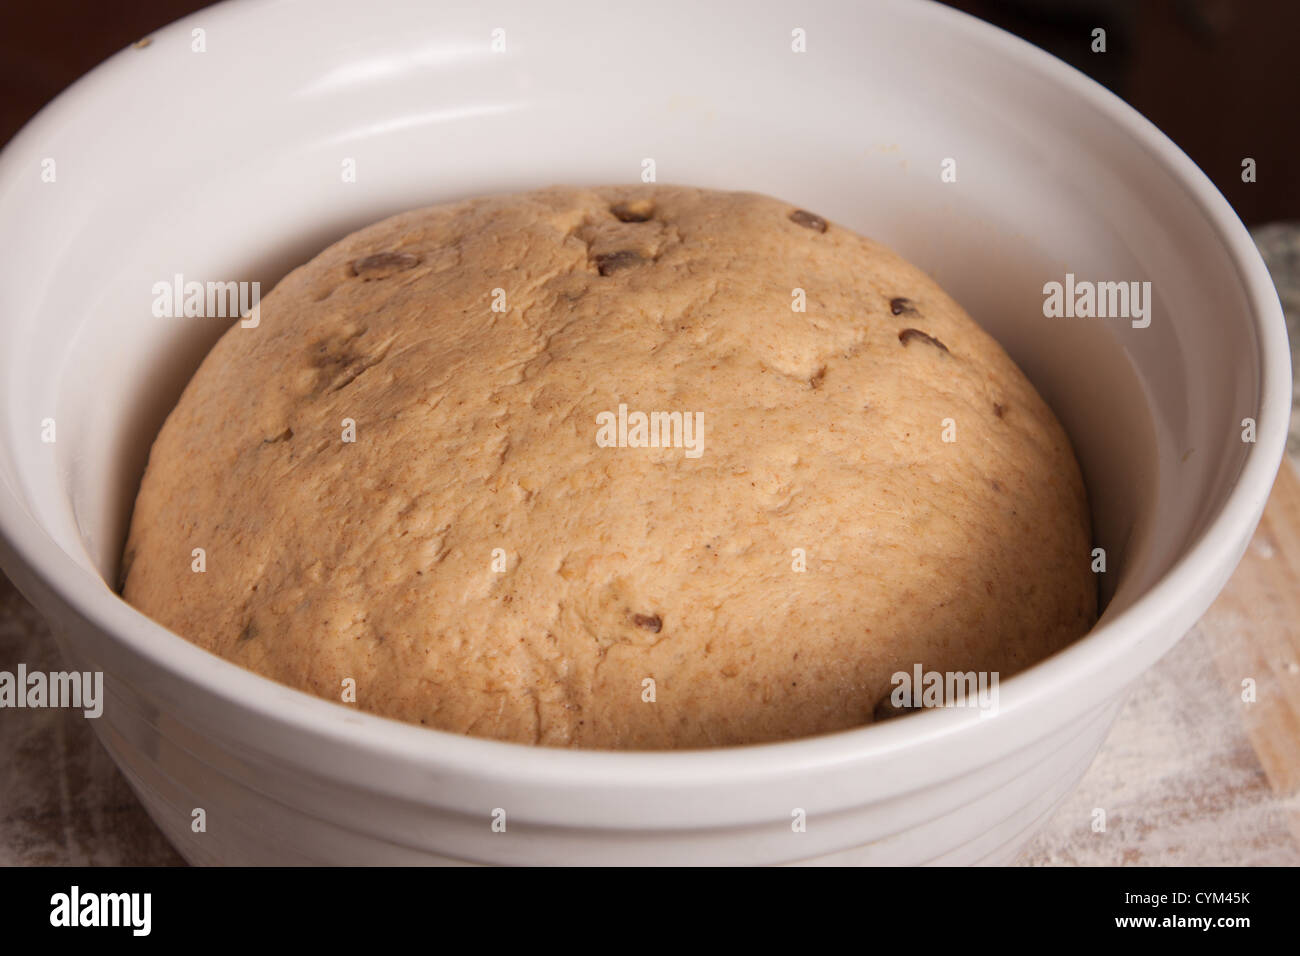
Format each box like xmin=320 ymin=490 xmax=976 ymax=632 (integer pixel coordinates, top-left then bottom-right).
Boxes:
xmin=121 ymin=185 xmax=1095 ymax=749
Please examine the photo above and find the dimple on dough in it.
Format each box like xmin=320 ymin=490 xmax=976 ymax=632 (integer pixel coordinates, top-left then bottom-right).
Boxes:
xmin=121 ymin=185 xmax=1096 ymax=750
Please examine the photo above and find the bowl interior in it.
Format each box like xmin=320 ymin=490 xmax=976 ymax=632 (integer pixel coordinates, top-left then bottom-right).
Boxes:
xmin=0 ymin=0 xmax=1266 ymax=697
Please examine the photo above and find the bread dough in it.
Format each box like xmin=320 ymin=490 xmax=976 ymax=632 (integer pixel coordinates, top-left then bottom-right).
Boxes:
xmin=121 ymin=185 xmax=1096 ymax=749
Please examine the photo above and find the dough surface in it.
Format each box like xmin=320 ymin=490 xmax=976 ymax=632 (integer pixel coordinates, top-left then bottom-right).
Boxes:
xmin=121 ymin=185 xmax=1096 ymax=749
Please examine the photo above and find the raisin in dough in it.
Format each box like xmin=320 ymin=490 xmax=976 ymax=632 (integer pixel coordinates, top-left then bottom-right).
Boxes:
xmin=121 ymin=185 xmax=1096 ymax=749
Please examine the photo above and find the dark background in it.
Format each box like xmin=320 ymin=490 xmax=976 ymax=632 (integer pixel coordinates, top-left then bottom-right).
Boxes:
xmin=0 ymin=0 xmax=1296 ymax=226
xmin=0 ymin=0 xmax=1294 ymax=869
xmin=941 ymin=0 xmax=1297 ymax=226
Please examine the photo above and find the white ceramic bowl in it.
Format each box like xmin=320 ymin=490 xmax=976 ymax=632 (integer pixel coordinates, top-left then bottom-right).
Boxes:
xmin=0 ymin=0 xmax=1289 ymax=865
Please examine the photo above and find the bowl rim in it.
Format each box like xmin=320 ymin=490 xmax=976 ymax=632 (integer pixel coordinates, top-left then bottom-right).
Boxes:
xmin=0 ymin=0 xmax=1290 ymax=789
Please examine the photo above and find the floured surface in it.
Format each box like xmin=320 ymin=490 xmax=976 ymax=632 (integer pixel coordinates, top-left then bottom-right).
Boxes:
xmin=1018 ymin=460 xmax=1300 ymax=866
xmin=1017 ymin=625 xmax=1300 ymax=865
xmin=0 ymin=573 xmax=183 ymax=865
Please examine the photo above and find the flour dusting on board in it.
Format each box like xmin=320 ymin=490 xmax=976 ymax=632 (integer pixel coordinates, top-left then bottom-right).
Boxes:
xmin=1018 ymin=626 xmax=1298 ymax=865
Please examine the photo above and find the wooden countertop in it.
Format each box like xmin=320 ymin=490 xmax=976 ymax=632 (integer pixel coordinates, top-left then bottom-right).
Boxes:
xmin=1017 ymin=460 xmax=1300 ymax=865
